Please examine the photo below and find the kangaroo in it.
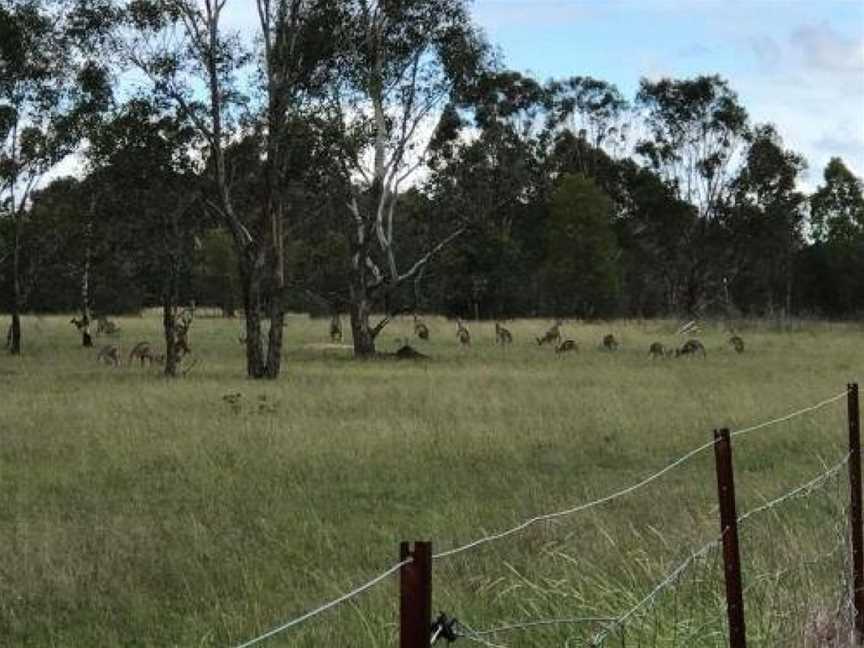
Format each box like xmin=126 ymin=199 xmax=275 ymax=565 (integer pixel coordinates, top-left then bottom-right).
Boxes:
xmin=329 ymin=313 xmax=343 ymax=343
xmin=173 ymin=306 xmax=194 ymax=355
xmin=414 ymin=315 xmax=430 ymax=341
xmin=728 ymin=336 xmax=745 ymax=354
xmin=96 ymin=316 xmax=118 ymax=335
xmin=676 ymin=339 xmax=707 ymax=358
xmin=456 ymin=319 xmax=471 ymax=347
xmin=556 ymin=339 xmax=578 ymax=354
xmin=649 ymin=342 xmax=666 ymax=359
xmin=495 ymin=321 xmax=513 ymax=345
xmin=70 ymin=317 xmax=88 ymax=331
xmin=536 ymin=321 xmax=562 ymax=346
xmin=603 ymin=334 xmax=619 ymax=351
xmin=97 ymin=344 xmax=120 ymax=367
xmin=128 ymin=341 xmax=153 ymax=367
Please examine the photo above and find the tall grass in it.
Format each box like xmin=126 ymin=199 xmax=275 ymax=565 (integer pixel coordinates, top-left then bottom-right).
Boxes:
xmin=0 ymin=314 xmax=859 ymax=646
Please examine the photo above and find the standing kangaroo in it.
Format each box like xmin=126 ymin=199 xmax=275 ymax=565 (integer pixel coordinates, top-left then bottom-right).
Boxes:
xmin=728 ymin=336 xmax=745 ymax=353
xmin=456 ymin=320 xmax=471 ymax=347
xmin=414 ymin=315 xmax=430 ymax=341
xmin=495 ymin=321 xmax=513 ymax=345
xmin=174 ymin=307 xmax=194 ymax=355
xmin=536 ymin=321 xmax=562 ymax=346
xmin=329 ymin=313 xmax=343 ymax=343
xmin=603 ymin=334 xmax=619 ymax=351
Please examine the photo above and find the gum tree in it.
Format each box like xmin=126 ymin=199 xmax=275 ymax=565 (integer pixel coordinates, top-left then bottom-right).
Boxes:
xmin=325 ymin=0 xmax=489 ymax=356
xmin=0 ymin=0 xmax=113 ymax=354
xmin=124 ymin=0 xmax=340 ymax=378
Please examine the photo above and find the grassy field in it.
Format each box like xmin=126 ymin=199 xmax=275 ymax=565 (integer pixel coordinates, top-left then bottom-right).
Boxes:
xmin=0 ymin=314 xmax=860 ymax=647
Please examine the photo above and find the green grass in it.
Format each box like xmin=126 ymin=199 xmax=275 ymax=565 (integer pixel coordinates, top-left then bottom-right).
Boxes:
xmin=0 ymin=314 xmax=859 ymax=646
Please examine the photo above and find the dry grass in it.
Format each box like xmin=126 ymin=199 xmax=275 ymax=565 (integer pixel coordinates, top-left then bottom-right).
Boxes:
xmin=0 ymin=314 xmax=860 ymax=646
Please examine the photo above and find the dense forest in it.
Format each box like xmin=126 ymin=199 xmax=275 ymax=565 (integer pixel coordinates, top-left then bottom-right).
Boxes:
xmin=2 ymin=1 xmax=864 ymax=376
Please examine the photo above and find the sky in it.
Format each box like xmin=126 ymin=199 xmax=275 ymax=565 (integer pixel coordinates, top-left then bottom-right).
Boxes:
xmin=468 ymin=0 xmax=864 ymax=187
xmin=53 ymin=0 xmax=864 ymax=189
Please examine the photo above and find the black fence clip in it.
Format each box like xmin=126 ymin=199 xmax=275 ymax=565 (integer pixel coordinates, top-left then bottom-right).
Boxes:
xmin=431 ymin=612 xmax=459 ymax=643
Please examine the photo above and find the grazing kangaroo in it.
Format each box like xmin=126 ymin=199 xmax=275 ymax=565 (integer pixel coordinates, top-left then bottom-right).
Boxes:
xmin=676 ymin=339 xmax=707 ymax=358
xmin=414 ymin=315 xmax=430 ymax=341
xmin=96 ymin=316 xmax=119 ymax=335
xmin=729 ymin=336 xmax=745 ymax=353
xmin=128 ymin=341 xmax=153 ymax=367
xmin=97 ymin=344 xmax=120 ymax=367
xmin=536 ymin=321 xmax=562 ymax=346
xmin=649 ymin=342 xmax=666 ymax=359
xmin=329 ymin=313 xmax=343 ymax=343
xmin=456 ymin=320 xmax=471 ymax=347
xmin=603 ymin=334 xmax=619 ymax=351
xmin=556 ymin=339 xmax=578 ymax=354
xmin=495 ymin=321 xmax=513 ymax=345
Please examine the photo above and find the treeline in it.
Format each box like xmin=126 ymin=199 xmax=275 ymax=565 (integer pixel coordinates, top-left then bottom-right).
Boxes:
xmin=2 ymin=1 xmax=863 ymax=377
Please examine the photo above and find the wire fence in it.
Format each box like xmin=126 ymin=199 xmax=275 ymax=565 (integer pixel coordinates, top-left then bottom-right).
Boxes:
xmin=231 ymin=388 xmax=853 ymax=647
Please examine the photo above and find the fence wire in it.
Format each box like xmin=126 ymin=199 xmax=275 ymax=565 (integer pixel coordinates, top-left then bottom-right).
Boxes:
xmin=434 ymin=391 xmax=846 ymax=561
xmin=232 ymin=559 xmax=411 ymax=648
xmin=231 ymin=390 xmax=847 ymax=647
xmin=453 ymin=453 xmax=850 ymax=647
xmin=590 ymin=453 xmax=851 ymax=646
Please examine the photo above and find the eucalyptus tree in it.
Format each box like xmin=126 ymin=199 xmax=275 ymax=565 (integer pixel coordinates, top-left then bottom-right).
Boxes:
xmin=810 ymin=157 xmax=864 ymax=244
xmin=323 ymin=0 xmax=489 ymax=356
xmin=0 ymin=0 xmax=114 ymax=354
xmin=635 ymin=75 xmax=750 ymax=313
xmin=421 ymin=70 xmax=552 ymax=318
xmin=545 ymin=76 xmax=630 ymax=177
xmin=87 ymin=100 xmax=204 ymax=376
xmin=124 ymin=0 xmax=340 ymax=378
xmin=725 ymin=124 xmax=807 ymax=315
xmin=801 ymin=158 xmax=864 ymax=315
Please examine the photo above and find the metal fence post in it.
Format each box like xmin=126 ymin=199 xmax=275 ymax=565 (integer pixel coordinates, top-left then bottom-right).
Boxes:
xmin=714 ymin=428 xmax=747 ymax=648
xmin=400 ymin=541 xmax=432 ymax=648
xmin=849 ymin=383 xmax=864 ymax=644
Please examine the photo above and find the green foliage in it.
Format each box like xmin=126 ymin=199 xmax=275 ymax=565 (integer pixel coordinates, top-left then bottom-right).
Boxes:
xmin=636 ymin=75 xmax=749 ymax=217
xmin=543 ymin=174 xmax=620 ymax=316
xmin=810 ymin=157 xmax=864 ymax=243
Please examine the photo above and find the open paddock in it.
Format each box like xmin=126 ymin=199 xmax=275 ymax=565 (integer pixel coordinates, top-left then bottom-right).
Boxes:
xmin=0 ymin=315 xmax=860 ymax=646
